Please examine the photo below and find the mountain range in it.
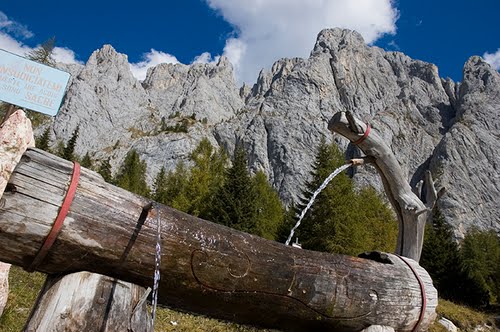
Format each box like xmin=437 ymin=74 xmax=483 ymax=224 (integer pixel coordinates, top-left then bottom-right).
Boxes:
xmin=43 ymin=28 xmax=500 ymax=239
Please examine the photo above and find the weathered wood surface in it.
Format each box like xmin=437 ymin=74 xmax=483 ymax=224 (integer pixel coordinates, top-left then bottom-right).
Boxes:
xmin=24 ymin=272 xmax=152 ymax=332
xmin=0 ymin=148 xmax=437 ymax=331
xmin=328 ymin=111 xmax=442 ymax=262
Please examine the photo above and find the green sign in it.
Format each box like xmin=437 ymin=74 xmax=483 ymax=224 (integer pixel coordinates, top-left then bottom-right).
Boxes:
xmin=0 ymin=49 xmax=70 ymax=116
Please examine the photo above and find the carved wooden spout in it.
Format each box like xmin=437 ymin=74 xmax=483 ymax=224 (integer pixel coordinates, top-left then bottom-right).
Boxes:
xmin=329 ymin=111 xmax=442 ymax=262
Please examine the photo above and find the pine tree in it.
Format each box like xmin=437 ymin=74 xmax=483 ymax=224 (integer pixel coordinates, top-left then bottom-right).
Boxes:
xmin=151 ymin=139 xmax=228 ymax=217
xmin=80 ymin=152 xmax=93 ymax=169
xmin=459 ymin=228 xmax=500 ymax=306
xmin=209 ymin=144 xmax=257 ymax=233
xmin=25 ymin=37 xmax=56 ymax=67
xmin=294 ymin=138 xmax=361 ymax=254
xmin=98 ymin=158 xmax=113 ymax=183
xmin=114 ymin=149 xmax=150 ymax=197
xmin=24 ymin=37 xmax=56 ymax=127
xmin=187 ymin=138 xmax=227 ymax=218
xmin=166 ymin=161 xmax=190 ymax=211
xmin=36 ymin=127 xmax=51 ymax=152
xmin=356 ymin=186 xmax=398 ymax=253
xmin=153 ymin=166 xmax=168 ymax=203
xmin=55 ymin=141 xmax=65 ymax=158
xmin=420 ymin=208 xmax=463 ymax=300
xmin=251 ymin=170 xmax=285 ymax=240
xmin=290 ymin=139 xmax=398 ymax=256
xmin=62 ymin=126 xmax=79 ymax=161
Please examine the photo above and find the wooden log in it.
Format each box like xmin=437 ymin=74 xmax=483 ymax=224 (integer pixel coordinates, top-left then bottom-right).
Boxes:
xmin=24 ymin=272 xmax=152 ymax=332
xmin=328 ymin=111 xmax=442 ymax=262
xmin=0 ymin=148 xmax=437 ymax=331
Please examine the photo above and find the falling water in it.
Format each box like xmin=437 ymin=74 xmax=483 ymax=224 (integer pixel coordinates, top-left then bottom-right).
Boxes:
xmin=151 ymin=203 xmax=162 ymax=329
xmin=285 ymin=163 xmax=352 ymax=246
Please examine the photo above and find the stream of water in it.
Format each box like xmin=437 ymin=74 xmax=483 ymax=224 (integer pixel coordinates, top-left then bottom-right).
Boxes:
xmin=285 ymin=163 xmax=352 ymax=246
xmin=151 ymin=203 xmax=162 ymax=329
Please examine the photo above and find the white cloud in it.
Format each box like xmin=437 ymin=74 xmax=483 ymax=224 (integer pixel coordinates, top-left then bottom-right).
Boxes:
xmin=0 ymin=11 xmax=33 ymax=39
xmin=222 ymin=38 xmax=246 ymax=74
xmin=0 ymin=31 xmax=32 ymax=55
xmin=192 ymin=52 xmax=220 ymax=65
xmin=387 ymin=40 xmax=400 ymax=51
xmin=483 ymin=49 xmax=500 ymax=70
xmin=205 ymin=0 xmax=399 ymax=83
xmin=0 ymin=32 xmax=81 ymax=65
xmin=53 ymin=46 xmax=82 ymax=64
xmin=129 ymin=49 xmax=179 ymax=81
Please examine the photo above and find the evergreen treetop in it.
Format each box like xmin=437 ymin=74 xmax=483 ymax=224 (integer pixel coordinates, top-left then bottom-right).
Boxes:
xmin=25 ymin=37 xmax=56 ymax=67
xmin=209 ymin=144 xmax=257 ymax=234
xmin=252 ymin=170 xmax=284 ymax=240
xmin=80 ymin=152 xmax=93 ymax=169
xmin=62 ymin=125 xmax=79 ymax=161
xmin=291 ymin=138 xmax=398 ymax=256
xmin=21 ymin=37 xmax=57 ymax=128
xmin=36 ymin=127 xmax=51 ymax=152
xmin=114 ymin=149 xmax=150 ymax=197
xmin=98 ymin=158 xmax=113 ymax=183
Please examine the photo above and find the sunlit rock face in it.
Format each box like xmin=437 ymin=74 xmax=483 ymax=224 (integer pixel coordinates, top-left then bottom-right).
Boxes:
xmin=45 ymin=29 xmax=499 ymax=237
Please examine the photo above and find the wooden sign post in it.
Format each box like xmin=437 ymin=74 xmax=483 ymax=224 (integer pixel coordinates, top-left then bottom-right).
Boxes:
xmin=0 ymin=48 xmax=70 ymax=117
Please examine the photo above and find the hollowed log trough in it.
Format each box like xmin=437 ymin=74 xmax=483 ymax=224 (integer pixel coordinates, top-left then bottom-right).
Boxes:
xmin=0 ymin=148 xmax=437 ymax=331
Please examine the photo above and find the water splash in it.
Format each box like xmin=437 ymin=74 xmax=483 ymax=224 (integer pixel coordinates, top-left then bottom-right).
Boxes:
xmin=285 ymin=163 xmax=352 ymax=246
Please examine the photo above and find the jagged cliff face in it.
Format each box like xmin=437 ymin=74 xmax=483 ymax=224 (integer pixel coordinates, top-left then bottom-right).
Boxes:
xmin=47 ymin=29 xmax=499 ymax=238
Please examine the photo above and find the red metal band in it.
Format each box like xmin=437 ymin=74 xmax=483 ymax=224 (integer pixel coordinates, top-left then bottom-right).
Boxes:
xmin=396 ymin=254 xmax=427 ymax=332
xmin=353 ymin=123 xmax=371 ymax=145
xmin=27 ymin=161 xmax=81 ymax=272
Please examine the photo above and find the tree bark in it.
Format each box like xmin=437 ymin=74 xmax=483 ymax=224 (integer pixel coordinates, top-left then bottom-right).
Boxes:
xmin=328 ymin=111 xmax=442 ymax=262
xmin=24 ymin=272 xmax=152 ymax=332
xmin=0 ymin=148 xmax=437 ymax=331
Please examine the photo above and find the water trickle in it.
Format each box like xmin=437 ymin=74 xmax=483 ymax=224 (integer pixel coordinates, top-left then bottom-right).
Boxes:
xmin=151 ymin=203 xmax=162 ymax=329
xmin=285 ymin=163 xmax=352 ymax=246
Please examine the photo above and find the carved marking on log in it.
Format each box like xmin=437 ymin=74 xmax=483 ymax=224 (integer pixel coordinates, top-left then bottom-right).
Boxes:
xmin=191 ymin=246 xmax=378 ymax=321
xmin=189 ymin=249 xmax=335 ymax=319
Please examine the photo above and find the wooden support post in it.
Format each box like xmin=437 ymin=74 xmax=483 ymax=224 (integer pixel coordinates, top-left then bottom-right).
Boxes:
xmin=0 ymin=110 xmax=152 ymax=330
xmin=0 ymin=148 xmax=437 ymax=331
xmin=328 ymin=111 xmax=443 ymax=262
xmin=24 ymin=272 xmax=151 ymax=332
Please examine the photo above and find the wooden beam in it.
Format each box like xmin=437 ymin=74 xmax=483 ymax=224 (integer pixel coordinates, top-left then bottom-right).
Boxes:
xmin=0 ymin=148 xmax=437 ymax=331
xmin=24 ymin=272 xmax=152 ymax=332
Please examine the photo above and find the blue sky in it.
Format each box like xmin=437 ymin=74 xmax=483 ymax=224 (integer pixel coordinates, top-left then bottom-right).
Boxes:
xmin=1 ymin=0 xmax=499 ymax=84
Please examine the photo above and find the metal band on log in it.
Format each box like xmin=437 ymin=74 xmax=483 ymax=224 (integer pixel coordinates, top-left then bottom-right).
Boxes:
xmin=0 ymin=148 xmax=437 ymax=331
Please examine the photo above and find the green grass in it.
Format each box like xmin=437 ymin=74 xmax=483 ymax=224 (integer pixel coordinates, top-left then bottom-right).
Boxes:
xmin=0 ymin=267 xmax=273 ymax=332
xmin=0 ymin=267 xmax=496 ymax=332
xmin=0 ymin=266 xmax=45 ymax=332
xmin=154 ymin=307 xmax=274 ymax=332
xmin=432 ymin=299 xmax=496 ymax=332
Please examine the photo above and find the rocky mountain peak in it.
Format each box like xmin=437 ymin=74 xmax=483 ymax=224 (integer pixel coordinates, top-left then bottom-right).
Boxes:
xmin=312 ymin=28 xmax=366 ymax=55
xmin=85 ymin=44 xmax=130 ymax=73
xmin=460 ymin=56 xmax=500 ymax=99
xmin=44 ymin=28 xmax=499 ymax=238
